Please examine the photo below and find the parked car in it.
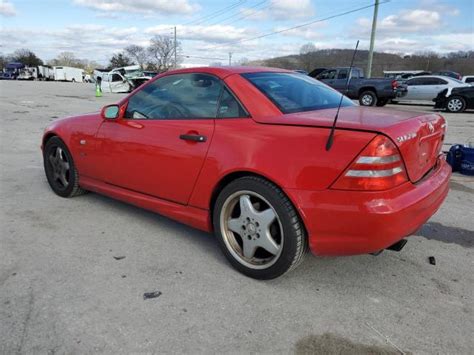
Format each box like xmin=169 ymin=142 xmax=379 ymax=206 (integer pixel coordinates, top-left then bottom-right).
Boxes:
xmin=42 ymin=67 xmax=450 ymax=279
xmin=313 ymin=67 xmax=404 ymax=106
xmin=434 ymin=86 xmax=474 ymax=113
xmin=432 ymin=71 xmax=462 ymax=80
xmin=462 ymin=75 xmax=474 ymax=86
xmin=396 ymin=75 xmax=470 ymax=103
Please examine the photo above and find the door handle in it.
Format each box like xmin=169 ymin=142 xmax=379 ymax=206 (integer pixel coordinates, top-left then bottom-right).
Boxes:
xmin=179 ymin=134 xmax=207 ymax=142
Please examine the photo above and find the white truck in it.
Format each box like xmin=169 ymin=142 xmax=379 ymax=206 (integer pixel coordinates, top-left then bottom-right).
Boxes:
xmin=53 ymin=66 xmax=84 ymax=82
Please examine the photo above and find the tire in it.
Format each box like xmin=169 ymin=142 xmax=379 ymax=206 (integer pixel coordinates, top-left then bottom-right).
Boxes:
xmin=359 ymin=90 xmax=377 ymax=106
xmin=446 ymin=96 xmax=466 ymax=113
xmin=213 ymin=176 xmax=307 ymax=279
xmin=43 ymin=136 xmax=87 ymax=198
xmin=376 ymin=98 xmax=388 ymax=107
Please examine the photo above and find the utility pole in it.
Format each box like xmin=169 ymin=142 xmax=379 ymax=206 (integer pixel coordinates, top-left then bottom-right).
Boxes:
xmin=366 ymin=0 xmax=379 ymax=78
xmin=228 ymin=52 xmax=232 ymax=66
xmin=174 ymin=26 xmax=177 ymax=69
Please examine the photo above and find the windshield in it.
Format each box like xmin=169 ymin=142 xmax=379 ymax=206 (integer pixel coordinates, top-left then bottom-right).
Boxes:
xmin=242 ymin=72 xmax=354 ymax=114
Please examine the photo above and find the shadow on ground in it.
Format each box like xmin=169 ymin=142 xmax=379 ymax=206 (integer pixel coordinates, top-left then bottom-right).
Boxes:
xmin=417 ymin=222 xmax=473 ymax=248
xmin=295 ymin=333 xmax=403 ymax=355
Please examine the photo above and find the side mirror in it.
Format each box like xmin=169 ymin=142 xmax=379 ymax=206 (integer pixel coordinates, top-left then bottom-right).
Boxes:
xmin=101 ymin=104 xmax=120 ymax=119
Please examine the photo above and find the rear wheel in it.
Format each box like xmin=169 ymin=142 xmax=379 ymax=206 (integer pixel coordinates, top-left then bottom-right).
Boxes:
xmin=446 ymin=96 xmax=466 ymax=113
xmin=376 ymin=98 xmax=388 ymax=107
xmin=213 ymin=176 xmax=307 ymax=279
xmin=43 ymin=136 xmax=86 ymax=198
xmin=359 ymin=91 xmax=377 ymax=106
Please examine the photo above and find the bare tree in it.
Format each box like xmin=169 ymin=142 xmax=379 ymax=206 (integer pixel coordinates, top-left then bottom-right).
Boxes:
xmin=124 ymin=45 xmax=148 ymax=69
xmin=48 ymin=52 xmax=79 ymax=67
xmin=147 ymin=35 xmax=181 ymax=72
xmin=299 ymin=43 xmax=317 ymax=72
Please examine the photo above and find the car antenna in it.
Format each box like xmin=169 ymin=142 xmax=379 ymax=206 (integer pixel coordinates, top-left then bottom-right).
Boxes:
xmin=325 ymin=40 xmax=359 ymax=151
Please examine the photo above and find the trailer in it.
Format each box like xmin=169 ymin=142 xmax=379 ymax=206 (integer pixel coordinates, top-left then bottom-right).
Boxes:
xmin=53 ymin=66 xmax=84 ymax=82
xmin=37 ymin=65 xmax=54 ymax=81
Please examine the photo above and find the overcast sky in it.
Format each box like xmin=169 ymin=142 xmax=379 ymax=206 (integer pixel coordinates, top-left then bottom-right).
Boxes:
xmin=0 ymin=0 xmax=473 ymax=67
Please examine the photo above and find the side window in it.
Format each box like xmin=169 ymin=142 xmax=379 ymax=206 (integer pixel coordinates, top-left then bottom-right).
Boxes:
xmin=407 ymin=78 xmax=424 ymax=86
xmin=434 ymin=78 xmax=448 ymax=85
xmin=125 ymin=73 xmax=222 ymax=120
xmin=217 ymin=87 xmax=248 ymax=118
xmin=111 ymin=74 xmax=122 ymax=82
xmin=337 ymin=69 xmax=348 ymax=79
xmin=318 ymin=70 xmax=336 ymax=80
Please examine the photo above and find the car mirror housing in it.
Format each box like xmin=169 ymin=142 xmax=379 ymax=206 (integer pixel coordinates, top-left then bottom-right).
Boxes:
xmin=101 ymin=105 xmax=120 ymax=120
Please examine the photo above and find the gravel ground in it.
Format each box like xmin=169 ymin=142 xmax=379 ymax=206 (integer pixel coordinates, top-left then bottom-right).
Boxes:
xmin=1 ymin=80 xmax=473 ymax=354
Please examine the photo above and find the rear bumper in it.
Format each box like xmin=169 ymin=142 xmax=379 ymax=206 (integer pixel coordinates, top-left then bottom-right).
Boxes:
xmin=285 ymin=158 xmax=451 ymax=256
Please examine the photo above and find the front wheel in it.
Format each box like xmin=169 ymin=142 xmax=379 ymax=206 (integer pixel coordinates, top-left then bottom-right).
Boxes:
xmin=359 ymin=91 xmax=377 ymax=106
xmin=43 ymin=136 xmax=87 ymax=198
xmin=446 ymin=96 xmax=466 ymax=113
xmin=213 ymin=176 xmax=307 ymax=279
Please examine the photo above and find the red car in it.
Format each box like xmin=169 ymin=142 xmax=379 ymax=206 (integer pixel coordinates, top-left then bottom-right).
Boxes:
xmin=42 ymin=67 xmax=450 ymax=279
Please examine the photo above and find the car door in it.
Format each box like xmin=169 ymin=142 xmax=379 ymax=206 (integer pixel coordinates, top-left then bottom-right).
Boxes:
xmin=404 ymin=77 xmax=425 ymax=100
xmin=419 ymin=77 xmax=448 ymax=100
xmin=331 ymin=69 xmax=349 ymax=92
xmin=109 ymin=73 xmax=130 ymax=93
xmin=96 ymin=73 xmax=220 ymax=205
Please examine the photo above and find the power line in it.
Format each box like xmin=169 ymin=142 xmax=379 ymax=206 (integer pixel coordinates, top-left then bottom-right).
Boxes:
xmin=207 ymin=0 xmax=268 ymax=26
xmin=206 ymin=0 xmax=390 ymax=50
xmin=183 ymin=0 xmax=247 ymax=26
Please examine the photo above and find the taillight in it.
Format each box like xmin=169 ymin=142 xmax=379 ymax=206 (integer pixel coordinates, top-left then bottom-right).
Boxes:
xmin=391 ymin=80 xmax=399 ymax=89
xmin=331 ymin=135 xmax=408 ymax=191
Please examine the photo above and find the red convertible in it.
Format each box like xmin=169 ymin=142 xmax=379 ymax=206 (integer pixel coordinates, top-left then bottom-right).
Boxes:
xmin=42 ymin=67 xmax=450 ymax=279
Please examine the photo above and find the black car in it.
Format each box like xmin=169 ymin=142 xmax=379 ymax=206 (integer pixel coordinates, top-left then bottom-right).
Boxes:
xmin=434 ymin=87 xmax=474 ymax=113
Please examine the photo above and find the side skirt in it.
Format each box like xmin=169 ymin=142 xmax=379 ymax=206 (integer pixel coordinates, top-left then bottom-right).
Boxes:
xmin=79 ymin=176 xmax=212 ymax=232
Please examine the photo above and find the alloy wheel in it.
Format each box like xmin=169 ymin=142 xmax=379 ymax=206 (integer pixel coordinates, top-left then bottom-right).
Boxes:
xmin=220 ymin=191 xmax=283 ymax=269
xmin=447 ymin=98 xmax=463 ymax=112
xmin=48 ymin=146 xmax=70 ymax=189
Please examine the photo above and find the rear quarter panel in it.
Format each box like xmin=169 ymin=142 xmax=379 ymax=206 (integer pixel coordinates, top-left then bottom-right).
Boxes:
xmin=189 ymin=118 xmax=377 ymax=209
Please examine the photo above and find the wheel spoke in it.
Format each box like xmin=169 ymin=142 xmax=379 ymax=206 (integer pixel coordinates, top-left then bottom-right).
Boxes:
xmin=242 ymin=240 xmax=257 ymax=259
xmin=258 ymin=231 xmax=280 ymax=255
xmin=62 ymin=161 xmax=70 ymax=171
xmin=56 ymin=147 xmax=63 ymax=160
xmin=49 ymin=154 xmax=56 ymax=166
xmin=239 ymin=195 xmax=256 ymax=217
xmin=59 ymin=172 xmax=68 ymax=187
xmin=228 ymin=218 xmax=242 ymax=234
xmin=256 ymin=208 xmax=276 ymax=231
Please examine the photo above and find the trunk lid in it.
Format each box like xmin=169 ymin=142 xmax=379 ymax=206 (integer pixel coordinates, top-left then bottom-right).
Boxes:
xmin=254 ymin=106 xmax=446 ymax=182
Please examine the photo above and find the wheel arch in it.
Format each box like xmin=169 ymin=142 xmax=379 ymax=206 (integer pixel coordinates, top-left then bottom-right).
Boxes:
xmin=358 ymin=86 xmax=377 ymax=96
xmin=209 ymin=170 xmax=307 ymax=236
xmin=42 ymin=132 xmax=58 ymax=149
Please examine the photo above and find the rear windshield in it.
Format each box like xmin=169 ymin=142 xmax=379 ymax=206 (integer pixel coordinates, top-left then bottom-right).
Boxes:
xmin=242 ymin=72 xmax=354 ymax=114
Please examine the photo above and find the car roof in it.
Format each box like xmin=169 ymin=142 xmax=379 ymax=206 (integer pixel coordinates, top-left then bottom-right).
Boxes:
xmin=161 ymin=66 xmax=293 ymax=79
xmin=407 ymin=75 xmax=454 ymax=80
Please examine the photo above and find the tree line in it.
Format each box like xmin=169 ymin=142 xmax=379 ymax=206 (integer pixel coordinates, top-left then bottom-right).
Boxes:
xmin=247 ymin=43 xmax=474 ymax=76
xmin=0 ymin=35 xmax=181 ymax=73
